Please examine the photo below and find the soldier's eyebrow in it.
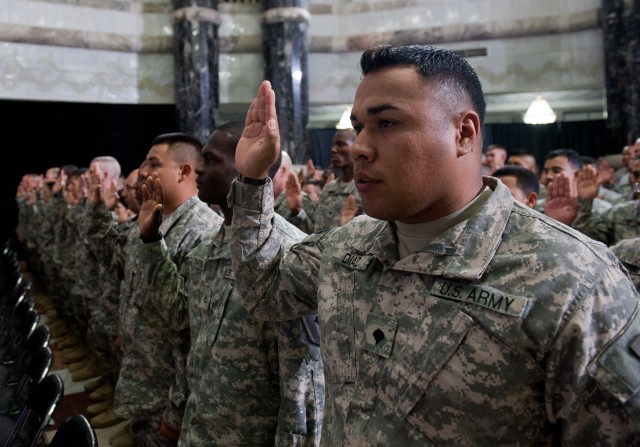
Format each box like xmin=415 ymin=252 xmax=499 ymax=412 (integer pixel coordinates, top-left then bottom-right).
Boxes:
xmin=351 ymin=103 xmax=400 ymax=122
xmin=366 ymin=104 xmax=400 ymax=116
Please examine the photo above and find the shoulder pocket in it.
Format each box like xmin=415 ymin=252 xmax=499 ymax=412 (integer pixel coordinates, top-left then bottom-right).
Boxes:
xmin=588 ymin=313 xmax=640 ymax=417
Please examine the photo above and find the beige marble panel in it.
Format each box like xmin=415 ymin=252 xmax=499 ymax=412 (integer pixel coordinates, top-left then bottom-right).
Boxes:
xmin=307 ymin=52 xmax=361 ymax=103
xmin=1 ymin=0 xmax=601 ymax=53
xmin=445 ymin=29 xmax=603 ymax=94
xmin=0 ymin=42 xmax=173 ymax=103
xmin=0 ymin=0 xmax=606 ymax=117
xmin=218 ymin=53 xmax=263 ymax=103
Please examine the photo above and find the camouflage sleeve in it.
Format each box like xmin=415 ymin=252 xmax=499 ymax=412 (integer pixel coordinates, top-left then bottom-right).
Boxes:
xmin=302 ymin=193 xmax=316 ymax=233
xmin=279 ymin=190 xmax=317 ymax=234
xmin=571 ymin=198 xmax=611 ymax=244
xmin=117 ymin=225 xmax=140 ymax=335
xmin=50 ymin=195 xmax=68 ymax=266
xmin=274 ymin=317 xmax=324 ymax=447
xmin=137 ymin=240 xmax=190 ymax=331
xmin=85 ymin=201 xmax=119 ymax=262
xmin=163 ymin=327 xmax=190 ymax=433
xmin=549 ymin=267 xmax=640 ymax=445
xmin=111 ymin=223 xmax=131 ymax=280
xmin=28 ymin=200 xmax=44 ymax=248
xmin=15 ymin=198 xmax=28 ymax=242
xmin=37 ymin=202 xmax=56 ymax=263
xmin=285 ymin=194 xmax=315 ymax=234
xmin=230 ymin=178 xmax=323 ymax=321
xmin=610 ymin=238 xmax=640 ymax=292
xmin=285 ymin=207 xmax=311 ymax=234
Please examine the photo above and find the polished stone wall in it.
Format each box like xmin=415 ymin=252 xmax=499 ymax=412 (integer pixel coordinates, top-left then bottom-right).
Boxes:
xmin=0 ymin=0 xmax=604 ymax=121
xmin=601 ymin=0 xmax=640 ymax=150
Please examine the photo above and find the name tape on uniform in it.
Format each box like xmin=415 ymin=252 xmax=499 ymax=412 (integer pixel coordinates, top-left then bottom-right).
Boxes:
xmin=431 ymin=278 xmax=528 ymax=317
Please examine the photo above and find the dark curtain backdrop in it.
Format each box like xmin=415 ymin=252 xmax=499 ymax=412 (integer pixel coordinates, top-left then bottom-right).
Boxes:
xmin=307 ymin=128 xmax=336 ymax=168
xmin=2 ymin=100 xmax=177 ymax=246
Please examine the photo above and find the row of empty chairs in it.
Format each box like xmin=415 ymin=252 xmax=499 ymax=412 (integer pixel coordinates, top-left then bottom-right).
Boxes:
xmin=0 ymin=239 xmax=98 ymax=446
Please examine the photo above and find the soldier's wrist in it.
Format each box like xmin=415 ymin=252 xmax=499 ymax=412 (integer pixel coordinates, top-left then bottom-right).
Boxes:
xmin=140 ymin=233 xmax=162 ymax=244
xmin=241 ymin=175 xmax=268 ymax=186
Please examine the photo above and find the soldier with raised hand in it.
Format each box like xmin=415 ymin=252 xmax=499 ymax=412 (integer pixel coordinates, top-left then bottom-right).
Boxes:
xmin=83 ymin=165 xmax=142 ymax=430
xmin=134 ymin=121 xmax=323 ymax=446
xmin=284 ymin=129 xmax=362 ymax=232
xmin=113 ymin=133 xmax=223 ymax=446
xmin=571 ymin=155 xmax=640 ymax=246
xmin=273 ymin=150 xmax=316 ymax=233
xmin=229 ymin=44 xmax=640 ymax=446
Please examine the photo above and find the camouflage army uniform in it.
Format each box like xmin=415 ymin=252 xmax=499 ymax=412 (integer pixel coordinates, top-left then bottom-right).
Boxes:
xmin=613 ymin=167 xmax=631 ymax=195
xmin=535 ymin=195 xmax=611 ymax=225
xmin=137 ymin=219 xmax=324 ymax=446
xmin=48 ymin=192 xmax=74 ymax=320
xmin=86 ymin=201 xmax=134 ymax=337
xmin=573 ymin=198 xmax=640 ymax=246
xmin=598 ymin=185 xmax=625 ymax=205
xmin=42 ymin=192 xmax=70 ymax=308
xmin=86 ymin=201 xmax=138 ymax=379
xmin=67 ymin=199 xmax=113 ymax=363
xmin=611 ymin=237 xmax=640 ymax=292
xmin=17 ymin=193 xmax=41 ymax=268
xmin=114 ymin=196 xmax=222 ymax=445
xmin=15 ymin=195 xmax=35 ymax=252
xmin=34 ymin=194 xmax=59 ymax=292
xmin=311 ymin=178 xmax=362 ymax=233
xmin=61 ymin=201 xmax=90 ymax=334
xmin=230 ymin=177 xmax=640 ymax=446
xmin=274 ymin=190 xmax=315 ymax=233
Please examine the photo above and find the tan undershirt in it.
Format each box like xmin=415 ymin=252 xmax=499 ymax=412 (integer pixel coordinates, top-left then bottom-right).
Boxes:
xmin=395 ymin=187 xmax=492 ymax=259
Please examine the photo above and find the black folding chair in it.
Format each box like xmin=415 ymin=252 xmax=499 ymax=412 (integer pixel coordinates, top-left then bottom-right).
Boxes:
xmin=0 ymin=309 xmax=39 ymax=359
xmin=0 ymin=373 xmax=64 ymax=447
xmin=0 ymin=281 xmax=32 ymax=335
xmin=0 ymin=297 xmax=34 ymax=337
xmin=0 ymin=257 xmax=22 ymax=299
xmin=47 ymin=414 xmax=97 ymax=447
xmin=0 ymin=324 xmax=51 ymax=367
xmin=0 ymin=346 xmax=53 ymax=416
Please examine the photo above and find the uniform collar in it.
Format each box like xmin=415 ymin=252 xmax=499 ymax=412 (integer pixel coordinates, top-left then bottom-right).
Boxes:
xmin=358 ymin=177 xmax=513 ymax=283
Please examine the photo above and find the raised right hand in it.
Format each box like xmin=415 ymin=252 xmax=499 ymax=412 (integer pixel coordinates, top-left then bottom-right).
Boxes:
xmin=544 ymin=171 xmax=578 ymax=225
xmin=235 ymin=80 xmax=281 ymax=180
xmin=285 ymin=171 xmax=303 ymax=215
xmin=138 ymin=172 xmax=164 ymax=239
xmin=577 ymin=164 xmax=600 ymax=201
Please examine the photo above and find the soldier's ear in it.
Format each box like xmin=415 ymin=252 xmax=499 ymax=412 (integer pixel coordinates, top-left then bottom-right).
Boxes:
xmin=179 ymin=163 xmax=193 ymax=179
xmin=456 ymin=110 xmax=480 ymax=158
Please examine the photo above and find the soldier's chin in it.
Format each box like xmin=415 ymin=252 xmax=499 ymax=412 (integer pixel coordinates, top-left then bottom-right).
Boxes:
xmin=360 ymin=201 xmax=392 ymax=222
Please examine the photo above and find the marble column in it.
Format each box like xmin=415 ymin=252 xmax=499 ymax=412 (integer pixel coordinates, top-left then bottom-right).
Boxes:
xmin=171 ymin=1 xmax=220 ymax=145
xmin=602 ymin=0 xmax=640 ymax=149
xmin=262 ymin=1 xmax=310 ymax=164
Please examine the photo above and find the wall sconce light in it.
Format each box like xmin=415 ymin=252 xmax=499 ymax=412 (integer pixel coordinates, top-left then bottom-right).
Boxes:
xmin=523 ymin=95 xmax=556 ymax=124
xmin=336 ymin=106 xmax=352 ymax=129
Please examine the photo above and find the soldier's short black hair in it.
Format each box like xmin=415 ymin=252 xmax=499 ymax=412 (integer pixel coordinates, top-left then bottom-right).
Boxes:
xmin=359 ymin=44 xmax=486 ymax=126
xmin=508 ymin=148 xmax=533 ymax=157
xmin=151 ymin=132 xmax=203 ymax=167
xmin=152 ymin=132 xmax=202 ymax=149
xmin=493 ymin=165 xmax=540 ymax=196
xmin=544 ymin=148 xmax=583 ymax=171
